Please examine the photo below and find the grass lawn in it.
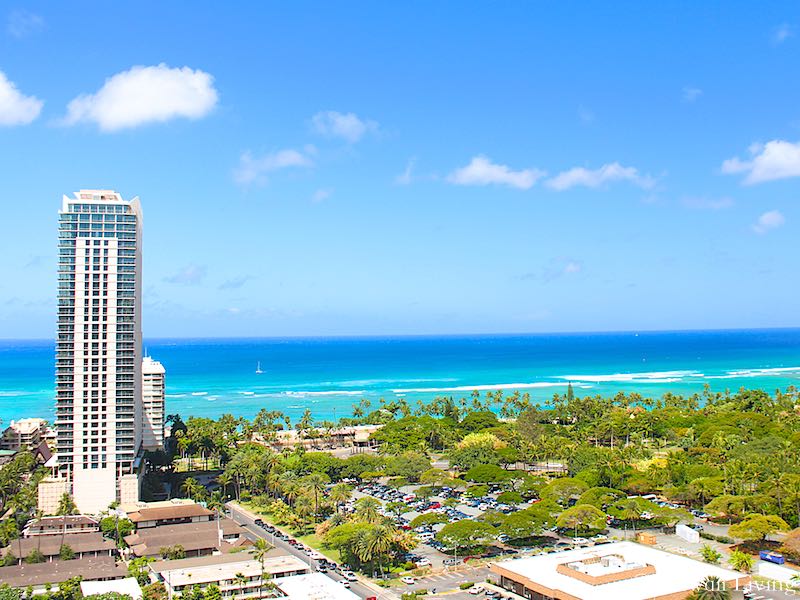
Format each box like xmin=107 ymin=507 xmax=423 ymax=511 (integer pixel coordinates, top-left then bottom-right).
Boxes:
xmin=239 ymin=502 xmax=341 ymax=563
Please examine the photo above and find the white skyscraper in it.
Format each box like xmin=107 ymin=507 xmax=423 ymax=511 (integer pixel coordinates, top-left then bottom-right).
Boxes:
xmin=54 ymin=189 xmax=144 ymax=513
xmin=142 ymin=356 xmax=166 ymax=451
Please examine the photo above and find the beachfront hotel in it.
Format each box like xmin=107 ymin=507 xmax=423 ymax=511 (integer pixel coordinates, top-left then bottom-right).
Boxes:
xmin=42 ymin=190 xmax=145 ymax=514
xmin=141 ymin=356 xmax=166 ymax=451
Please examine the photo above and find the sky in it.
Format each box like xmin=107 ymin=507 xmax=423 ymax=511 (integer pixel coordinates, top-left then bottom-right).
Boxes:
xmin=0 ymin=2 xmax=799 ymax=338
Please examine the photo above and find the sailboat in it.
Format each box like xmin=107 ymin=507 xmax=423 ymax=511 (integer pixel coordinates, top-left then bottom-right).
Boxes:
xmin=255 ymin=361 xmax=263 ymax=375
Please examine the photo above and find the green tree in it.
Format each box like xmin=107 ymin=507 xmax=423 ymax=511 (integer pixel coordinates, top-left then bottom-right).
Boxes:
xmin=436 ymin=521 xmax=496 ymax=554
xmin=24 ymin=549 xmax=44 ymax=564
xmin=141 ymin=582 xmax=167 ymax=600
xmin=464 ymin=464 xmax=510 ymax=484
xmin=56 ymin=493 xmax=77 ymax=516
xmin=59 ymin=543 xmax=75 ymax=560
xmin=556 ymin=504 xmax=607 ymax=536
xmin=541 ymin=478 xmax=589 ymax=507
xmin=728 ymin=513 xmax=789 ymax=542
xmin=687 ymin=576 xmax=731 ymax=600
xmin=0 ymin=585 xmax=22 ymax=600
xmin=128 ymin=556 xmax=155 ymax=586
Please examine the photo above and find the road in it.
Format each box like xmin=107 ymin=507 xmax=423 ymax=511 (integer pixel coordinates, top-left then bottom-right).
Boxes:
xmin=227 ymin=502 xmax=397 ymax=600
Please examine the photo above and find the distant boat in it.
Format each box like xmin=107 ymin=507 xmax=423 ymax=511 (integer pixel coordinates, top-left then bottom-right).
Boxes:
xmin=255 ymin=361 xmax=263 ymax=375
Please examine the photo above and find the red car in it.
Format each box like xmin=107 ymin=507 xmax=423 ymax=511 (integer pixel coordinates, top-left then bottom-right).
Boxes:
xmin=428 ymin=502 xmax=442 ymax=509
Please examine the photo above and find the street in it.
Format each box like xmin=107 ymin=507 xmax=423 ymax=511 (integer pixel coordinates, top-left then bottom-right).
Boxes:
xmin=227 ymin=502 xmax=397 ymax=600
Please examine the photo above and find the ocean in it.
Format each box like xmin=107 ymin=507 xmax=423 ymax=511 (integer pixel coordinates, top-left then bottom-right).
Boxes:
xmin=1 ymin=329 xmax=799 ymax=425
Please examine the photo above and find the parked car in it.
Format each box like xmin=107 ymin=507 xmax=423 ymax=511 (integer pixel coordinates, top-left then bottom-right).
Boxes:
xmin=401 ymin=577 xmax=416 ymax=585
xmin=343 ymin=571 xmax=358 ymax=581
xmin=415 ymin=558 xmax=432 ymax=567
xmin=469 ymin=586 xmax=484 ymax=595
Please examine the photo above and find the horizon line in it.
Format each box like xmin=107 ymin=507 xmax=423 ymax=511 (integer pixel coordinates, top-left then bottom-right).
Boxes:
xmin=2 ymin=324 xmax=800 ymax=343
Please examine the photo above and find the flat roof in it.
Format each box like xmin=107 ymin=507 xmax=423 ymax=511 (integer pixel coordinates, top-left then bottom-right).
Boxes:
xmin=155 ymin=555 xmax=308 ymax=587
xmin=81 ymin=578 xmax=143 ymax=600
xmin=492 ymin=542 xmax=749 ymax=600
xmin=277 ymin=573 xmax=360 ymax=600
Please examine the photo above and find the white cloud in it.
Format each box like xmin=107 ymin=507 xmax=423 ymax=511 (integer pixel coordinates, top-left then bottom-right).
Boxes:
xmin=753 ymin=210 xmax=785 ymax=234
xmin=722 ymin=140 xmax=800 ymax=184
xmin=563 ymin=261 xmax=582 ymax=274
xmin=233 ymin=149 xmax=314 ymax=185
xmin=0 ymin=71 xmax=42 ymax=125
xmin=682 ymin=87 xmax=703 ymax=102
xmin=395 ymin=157 xmax=417 ymax=185
xmin=773 ymin=23 xmax=793 ymax=45
xmin=63 ymin=64 xmax=218 ymax=131
xmin=447 ymin=155 xmax=545 ymax=190
xmin=578 ymin=105 xmax=594 ymax=124
xmin=312 ymin=188 xmax=332 ymax=203
xmin=7 ymin=10 xmax=44 ymax=38
xmin=311 ymin=110 xmax=378 ymax=143
xmin=546 ymin=162 xmax=655 ymax=191
xmin=218 ymin=276 xmax=252 ymax=290
xmin=164 ymin=264 xmax=207 ymax=285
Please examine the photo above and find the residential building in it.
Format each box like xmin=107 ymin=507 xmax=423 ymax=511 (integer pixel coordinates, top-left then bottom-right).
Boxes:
xmin=23 ymin=515 xmax=100 ymax=536
xmin=141 ymin=356 xmax=165 ymax=451
xmin=53 ymin=189 xmax=144 ymax=514
xmin=1 ymin=532 xmax=115 ymax=563
xmin=126 ymin=500 xmax=214 ymax=528
xmin=150 ymin=553 xmax=310 ymax=598
xmin=123 ymin=518 xmax=247 ymax=558
xmin=0 ymin=556 xmax=127 ymax=592
xmin=0 ymin=418 xmax=47 ymax=451
xmin=491 ymin=541 xmax=751 ymax=600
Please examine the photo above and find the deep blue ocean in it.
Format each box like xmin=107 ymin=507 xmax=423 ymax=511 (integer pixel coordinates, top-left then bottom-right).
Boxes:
xmin=1 ymin=329 xmax=799 ymax=425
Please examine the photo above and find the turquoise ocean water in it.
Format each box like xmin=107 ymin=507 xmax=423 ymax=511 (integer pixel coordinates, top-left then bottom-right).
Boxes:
xmin=1 ymin=329 xmax=799 ymax=425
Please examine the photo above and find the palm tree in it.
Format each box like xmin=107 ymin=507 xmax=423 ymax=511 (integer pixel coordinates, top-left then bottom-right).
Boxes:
xmin=688 ymin=576 xmax=731 ymax=599
xmin=305 ymin=473 xmax=328 ymax=516
xmin=618 ymin=499 xmax=641 ymax=538
xmin=252 ymin=538 xmax=271 ymax=599
xmin=354 ymin=498 xmax=382 ymax=524
xmin=356 ymin=524 xmax=394 ymax=577
xmin=234 ymin=572 xmax=249 ymax=600
xmin=181 ymin=477 xmax=203 ymax=501
xmin=329 ymin=484 xmax=352 ymax=513
xmin=218 ymin=472 xmax=233 ymax=500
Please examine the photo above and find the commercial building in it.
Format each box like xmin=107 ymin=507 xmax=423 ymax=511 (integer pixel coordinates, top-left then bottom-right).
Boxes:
xmin=53 ymin=189 xmax=144 ymax=514
xmin=272 ymin=573 xmax=360 ymax=600
xmin=141 ymin=356 xmax=165 ymax=451
xmin=0 ymin=418 xmax=47 ymax=451
xmin=1 ymin=532 xmax=115 ymax=563
xmin=491 ymin=541 xmax=751 ymax=600
xmin=23 ymin=515 xmax=100 ymax=536
xmin=125 ymin=499 xmax=214 ymax=528
xmin=149 ymin=553 xmax=310 ymax=598
xmin=124 ymin=518 xmax=247 ymax=558
xmin=81 ymin=577 xmax=143 ymax=600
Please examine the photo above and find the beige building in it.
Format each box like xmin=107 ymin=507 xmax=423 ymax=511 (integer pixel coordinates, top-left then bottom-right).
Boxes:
xmin=491 ymin=541 xmax=751 ymax=600
xmin=53 ymin=190 xmax=145 ymax=514
xmin=0 ymin=418 xmax=47 ymax=451
xmin=37 ymin=476 xmax=70 ymax=515
xmin=141 ymin=357 xmax=165 ymax=451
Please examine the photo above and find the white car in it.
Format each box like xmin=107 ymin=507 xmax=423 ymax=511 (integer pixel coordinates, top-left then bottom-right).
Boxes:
xmin=469 ymin=586 xmax=485 ymax=595
xmin=415 ymin=558 xmax=432 ymax=567
xmin=571 ymin=537 xmax=589 ymax=545
xmin=402 ymin=577 xmax=416 ymax=585
xmin=343 ymin=572 xmax=358 ymax=582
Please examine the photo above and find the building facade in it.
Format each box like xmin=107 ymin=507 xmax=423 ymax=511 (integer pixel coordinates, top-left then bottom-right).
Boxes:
xmin=141 ymin=357 xmax=165 ymax=451
xmin=54 ymin=189 xmax=144 ymax=514
xmin=0 ymin=418 xmax=46 ymax=451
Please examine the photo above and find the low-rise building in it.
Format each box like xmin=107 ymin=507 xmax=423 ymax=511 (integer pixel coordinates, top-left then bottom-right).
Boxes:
xmin=0 ymin=556 xmax=127 ymax=592
xmin=23 ymin=515 xmax=100 ymax=537
xmin=124 ymin=518 xmax=246 ymax=558
xmin=491 ymin=541 xmax=751 ymax=600
xmin=126 ymin=499 xmax=214 ymax=529
xmin=275 ymin=573 xmax=360 ymax=600
xmin=150 ymin=553 xmax=310 ymax=598
xmin=1 ymin=418 xmax=47 ymax=451
xmin=1 ymin=531 xmax=115 ymax=563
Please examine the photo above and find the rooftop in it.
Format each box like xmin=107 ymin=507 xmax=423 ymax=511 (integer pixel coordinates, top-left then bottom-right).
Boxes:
xmin=492 ymin=542 xmax=750 ymax=600
xmin=124 ymin=519 xmax=244 ymax=557
xmin=277 ymin=573 xmax=359 ymax=600
xmin=127 ymin=502 xmax=213 ymax=523
xmin=80 ymin=578 xmax=143 ymax=600
xmin=2 ymin=532 xmax=114 ymax=557
xmin=154 ymin=555 xmax=308 ymax=587
xmin=4 ymin=418 xmax=46 ymax=434
xmin=0 ymin=556 xmax=127 ymax=588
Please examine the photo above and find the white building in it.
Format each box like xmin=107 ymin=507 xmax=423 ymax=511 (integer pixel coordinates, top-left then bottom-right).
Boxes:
xmin=150 ymin=554 xmax=310 ymax=598
xmin=0 ymin=418 xmax=47 ymax=451
xmin=52 ymin=189 xmax=144 ymax=514
xmin=491 ymin=541 xmax=751 ymax=600
xmin=141 ymin=357 xmax=165 ymax=451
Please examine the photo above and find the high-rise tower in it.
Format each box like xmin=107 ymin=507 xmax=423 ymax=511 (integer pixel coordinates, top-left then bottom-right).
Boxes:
xmin=54 ymin=189 xmax=143 ymax=513
xmin=141 ymin=356 xmax=166 ymax=451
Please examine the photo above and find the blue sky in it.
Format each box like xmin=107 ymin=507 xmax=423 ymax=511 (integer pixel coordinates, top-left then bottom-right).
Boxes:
xmin=0 ymin=2 xmax=798 ymax=338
